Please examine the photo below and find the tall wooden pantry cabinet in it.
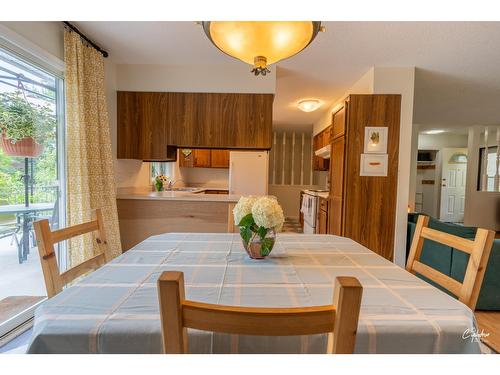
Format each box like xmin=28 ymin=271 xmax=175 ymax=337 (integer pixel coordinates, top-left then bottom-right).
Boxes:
xmin=328 ymin=95 xmax=401 ymax=261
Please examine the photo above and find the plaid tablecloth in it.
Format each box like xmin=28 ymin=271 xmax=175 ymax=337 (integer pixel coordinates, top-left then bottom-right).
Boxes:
xmin=27 ymin=233 xmax=481 ymax=354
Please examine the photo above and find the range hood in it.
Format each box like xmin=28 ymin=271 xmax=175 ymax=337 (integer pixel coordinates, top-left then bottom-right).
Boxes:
xmin=314 ymin=144 xmax=331 ymax=159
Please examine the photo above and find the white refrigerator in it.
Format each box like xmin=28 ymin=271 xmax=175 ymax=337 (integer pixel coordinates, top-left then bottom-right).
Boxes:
xmin=229 ymin=151 xmax=269 ymax=196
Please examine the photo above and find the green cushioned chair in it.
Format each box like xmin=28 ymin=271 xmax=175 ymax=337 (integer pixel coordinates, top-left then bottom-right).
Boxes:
xmin=407 ymin=213 xmax=499 ymax=310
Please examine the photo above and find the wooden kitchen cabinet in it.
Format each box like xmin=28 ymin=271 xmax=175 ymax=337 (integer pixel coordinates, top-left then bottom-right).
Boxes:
xmin=178 ymin=149 xmax=210 ymax=168
xmin=317 ymin=197 xmax=329 ymax=234
xmin=178 ymin=149 xmax=194 ymax=167
xmin=313 ymin=125 xmax=331 ymax=171
xmin=117 ymin=92 xmax=274 ymax=160
xmin=329 ymin=196 xmax=343 ymax=236
xmin=331 ymin=105 xmax=346 ymax=140
xmin=179 ymin=149 xmax=230 ymax=168
xmin=193 ymin=149 xmax=211 ymax=167
xmin=330 ymin=137 xmax=346 ymax=199
xmin=210 ymin=149 xmax=230 ymax=168
xmin=117 ymin=92 xmax=170 ymax=160
xmin=179 ymin=92 xmax=274 ymax=149
xmin=327 ymin=95 xmax=401 ymax=261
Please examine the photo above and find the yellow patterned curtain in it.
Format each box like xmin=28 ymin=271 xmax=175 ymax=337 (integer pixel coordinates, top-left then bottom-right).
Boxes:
xmin=64 ymin=28 xmax=121 ymax=267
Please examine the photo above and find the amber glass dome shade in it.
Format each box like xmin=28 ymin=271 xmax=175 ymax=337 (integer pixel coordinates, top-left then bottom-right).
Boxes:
xmin=202 ymin=21 xmax=322 ymax=75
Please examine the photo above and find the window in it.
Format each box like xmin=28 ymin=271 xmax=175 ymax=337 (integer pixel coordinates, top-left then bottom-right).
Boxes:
xmin=0 ymin=45 xmax=66 ymax=335
xmin=151 ymin=162 xmax=174 ymax=187
xmin=478 ymin=146 xmax=499 ymax=192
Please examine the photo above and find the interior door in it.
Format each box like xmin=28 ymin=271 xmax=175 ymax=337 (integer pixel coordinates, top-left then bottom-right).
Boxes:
xmin=439 ymin=148 xmax=468 ymax=223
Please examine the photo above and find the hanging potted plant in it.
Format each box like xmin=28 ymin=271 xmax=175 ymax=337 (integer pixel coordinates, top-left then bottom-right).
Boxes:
xmin=0 ymin=92 xmax=55 ymax=158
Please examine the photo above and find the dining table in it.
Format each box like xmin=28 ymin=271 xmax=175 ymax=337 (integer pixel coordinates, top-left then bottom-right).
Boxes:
xmin=27 ymin=233 xmax=482 ymax=354
xmin=0 ymin=202 xmax=54 ymax=263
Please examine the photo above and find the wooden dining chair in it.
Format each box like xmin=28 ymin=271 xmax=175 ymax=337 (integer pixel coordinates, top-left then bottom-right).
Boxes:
xmin=406 ymin=215 xmax=495 ymax=310
xmin=33 ymin=208 xmax=109 ymax=298
xmin=157 ymin=271 xmax=363 ymax=354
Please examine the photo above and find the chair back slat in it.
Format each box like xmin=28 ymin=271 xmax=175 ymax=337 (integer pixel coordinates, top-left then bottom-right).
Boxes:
xmin=412 ymin=260 xmax=462 ymax=296
xmin=182 ymin=301 xmax=335 ymax=336
xmin=406 ymin=215 xmax=495 ymax=309
xmin=33 ymin=208 xmax=109 ymax=298
xmin=420 ymin=227 xmax=474 ymax=254
xmin=51 ymin=220 xmax=100 ymax=243
xmin=59 ymin=253 xmax=106 ymax=285
xmin=157 ymin=271 xmax=362 ymax=354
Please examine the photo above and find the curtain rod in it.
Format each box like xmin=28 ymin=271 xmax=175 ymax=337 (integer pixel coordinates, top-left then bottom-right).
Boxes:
xmin=63 ymin=21 xmax=109 ymax=58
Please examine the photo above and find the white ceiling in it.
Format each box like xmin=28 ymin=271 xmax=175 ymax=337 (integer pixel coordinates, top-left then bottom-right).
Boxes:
xmin=75 ymin=21 xmax=500 ymax=131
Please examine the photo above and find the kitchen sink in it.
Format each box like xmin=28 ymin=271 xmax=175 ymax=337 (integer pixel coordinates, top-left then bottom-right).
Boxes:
xmin=165 ymin=187 xmax=203 ymax=192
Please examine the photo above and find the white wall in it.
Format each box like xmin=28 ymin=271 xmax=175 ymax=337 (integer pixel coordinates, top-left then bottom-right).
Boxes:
xmin=116 ymin=64 xmax=275 ymax=93
xmin=418 ymin=133 xmax=468 ymax=150
xmin=464 ymin=126 xmax=500 ymax=231
xmin=372 ymin=67 xmax=416 ymax=267
xmin=104 ymin=60 xmax=151 ymax=189
xmin=268 ymin=184 xmax=316 ymax=219
xmin=0 ymin=22 xmax=64 ymax=61
xmin=179 ymin=167 xmax=229 ymax=189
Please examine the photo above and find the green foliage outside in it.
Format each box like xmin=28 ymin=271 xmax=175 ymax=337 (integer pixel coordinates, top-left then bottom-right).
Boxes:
xmin=0 ymin=92 xmax=55 ymax=145
xmin=0 ymin=91 xmax=58 ymax=206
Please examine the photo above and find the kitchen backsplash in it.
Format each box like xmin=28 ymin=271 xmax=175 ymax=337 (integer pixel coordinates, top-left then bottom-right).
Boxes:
xmin=178 ymin=167 xmax=229 ymax=189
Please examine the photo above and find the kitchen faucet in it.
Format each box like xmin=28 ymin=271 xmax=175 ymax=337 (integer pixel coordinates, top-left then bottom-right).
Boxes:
xmin=166 ymin=179 xmax=183 ymax=190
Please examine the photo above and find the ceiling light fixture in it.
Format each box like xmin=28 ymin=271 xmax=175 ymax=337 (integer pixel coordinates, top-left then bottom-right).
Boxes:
xmin=297 ymin=99 xmax=322 ymax=112
xmin=202 ymin=21 xmax=323 ymax=76
xmin=424 ymin=129 xmax=446 ymax=134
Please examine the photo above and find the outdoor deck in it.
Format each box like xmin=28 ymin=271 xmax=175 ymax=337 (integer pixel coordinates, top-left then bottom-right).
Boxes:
xmin=0 ymin=236 xmax=46 ymax=325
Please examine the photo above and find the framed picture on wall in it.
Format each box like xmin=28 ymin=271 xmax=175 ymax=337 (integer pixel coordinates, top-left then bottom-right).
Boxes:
xmin=364 ymin=127 xmax=388 ymax=154
xmin=360 ymin=154 xmax=388 ymax=176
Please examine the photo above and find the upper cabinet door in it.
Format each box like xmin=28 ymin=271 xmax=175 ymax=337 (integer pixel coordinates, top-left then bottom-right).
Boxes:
xmin=118 ymin=92 xmax=274 ymax=160
xmin=178 ymin=149 xmax=194 ymax=167
xmin=193 ymin=149 xmax=211 ymax=168
xmin=331 ymin=105 xmax=346 ymax=140
xmin=169 ymin=93 xmax=274 ymax=149
xmin=210 ymin=149 xmax=230 ymax=168
xmin=117 ymin=92 xmax=169 ymax=160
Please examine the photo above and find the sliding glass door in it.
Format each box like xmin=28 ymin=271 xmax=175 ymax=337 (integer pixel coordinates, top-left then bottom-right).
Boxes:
xmin=0 ymin=46 xmax=65 ymax=336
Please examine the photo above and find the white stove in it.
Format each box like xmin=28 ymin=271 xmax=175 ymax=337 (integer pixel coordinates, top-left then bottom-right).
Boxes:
xmin=301 ymin=189 xmax=329 ymax=233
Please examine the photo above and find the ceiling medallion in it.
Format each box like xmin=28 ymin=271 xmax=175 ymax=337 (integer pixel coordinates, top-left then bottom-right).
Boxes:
xmin=202 ymin=21 xmax=323 ymax=76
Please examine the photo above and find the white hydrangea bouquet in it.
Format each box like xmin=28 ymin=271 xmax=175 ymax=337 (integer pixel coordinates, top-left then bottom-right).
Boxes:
xmin=233 ymin=196 xmax=285 ymax=259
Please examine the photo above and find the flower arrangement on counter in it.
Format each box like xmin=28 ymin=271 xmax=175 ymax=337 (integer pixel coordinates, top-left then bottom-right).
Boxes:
xmin=154 ymin=174 xmax=169 ymax=192
xmin=233 ymin=196 xmax=284 ymax=259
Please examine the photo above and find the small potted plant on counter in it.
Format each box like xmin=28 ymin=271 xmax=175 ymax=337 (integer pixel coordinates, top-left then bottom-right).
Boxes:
xmin=233 ymin=196 xmax=284 ymax=259
xmin=0 ymin=92 xmax=55 ymax=158
xmin=154 ymin=174 xmax=169 ymax=191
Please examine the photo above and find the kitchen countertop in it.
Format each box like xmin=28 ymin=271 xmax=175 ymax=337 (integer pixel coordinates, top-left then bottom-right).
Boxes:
xmin=116 ymin=187 xmax=240 ymax=203
xmin=302 ymin=189 xmax=329 ymax=199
